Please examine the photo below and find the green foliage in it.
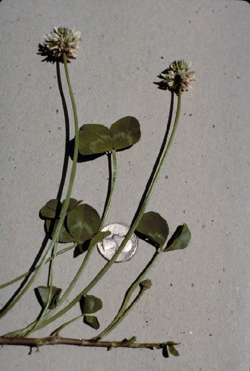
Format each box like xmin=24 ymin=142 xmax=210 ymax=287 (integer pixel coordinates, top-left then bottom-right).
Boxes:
xmin=164 ymin=224 xmax=191 ymax=252
xmin=40 ymin=199 xmax=61 ymax=219
xmin=168 ymin=344 xmax=179 ymax=356
xmin=135 ymin=211 xmax=169 ymax=247
xmin=80 ymin=295 xmax=103 ymax=330
xmin=110 ymin=116 xmax=141 ymax=151
xmin=66 ymin=204 xmax=101 ymax=244
xmin=40 ymin=198 xmax=82 ymax=219
xmin=34 ymin=286 xmax=62 ymax=309
xmin=80 ymin=295 xmax=103 ymax=314
xmin=78 ymin=116 xmax=141 ymax=157
xmin=40 ymin=198 xmax=80 ymax=243
xmin=79 ymin=124 xmax=113 ymax=155
xmin=45 ymin=219 xmax=74 ymax=243
xmin=162 ymin=341 xmax=180 ymax=358
xmin=63 ymin=198 xmax=83 ymax=213
xmin=83 ymin=315 xmax=100 ymax=330
xmin=40 ymin=199 xmax=101 ymax=245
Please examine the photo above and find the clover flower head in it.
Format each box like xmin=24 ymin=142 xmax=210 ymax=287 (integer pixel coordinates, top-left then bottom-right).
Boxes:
xmin=41 ymin=26 xmax=81 ymax=62
xmin=157 ymin=60 xmax=195 ymax=93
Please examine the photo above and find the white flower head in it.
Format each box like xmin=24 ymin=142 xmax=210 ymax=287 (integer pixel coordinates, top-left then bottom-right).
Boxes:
xmin=43 ymin=26 xmax=81 ymax=60
xmin=157 ymin=60 xmax=195 ymax=93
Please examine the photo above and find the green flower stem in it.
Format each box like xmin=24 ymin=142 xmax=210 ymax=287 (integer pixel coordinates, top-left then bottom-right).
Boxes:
xmin=0 ymin=60 xmax=71 ymax=315
xmin=0 ymin=244 xmax=77 ymax=290
xmin=95 ymin=249 xmax=161 ymax=340
xmin=26 ymin=89 xmax=182 ymax=333
xmin=0 ymin=52 xmax=79 ymax=322
xmin=100 ymin=150 xmax=117 ymax=230
xmin=138 ymin=89 xmax=182 ymax=212
xmin=131 ymin=92 xmax=174 ymax=225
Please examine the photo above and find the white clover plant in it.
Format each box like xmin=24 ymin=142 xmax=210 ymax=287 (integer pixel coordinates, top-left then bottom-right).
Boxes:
xmin=0 ymin=27 xmax=195 ymax=359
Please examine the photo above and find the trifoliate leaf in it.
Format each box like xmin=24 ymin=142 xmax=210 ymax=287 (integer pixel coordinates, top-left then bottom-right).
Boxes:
xmin=34 ymin=286 xmax=62 ymax=309
xmin=76 ymin=117 xmax=141 ymax=158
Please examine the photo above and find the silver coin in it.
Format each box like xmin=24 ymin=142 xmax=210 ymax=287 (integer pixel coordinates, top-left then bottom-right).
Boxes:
xmin=97 ymin=223 xmax=138 ymax=263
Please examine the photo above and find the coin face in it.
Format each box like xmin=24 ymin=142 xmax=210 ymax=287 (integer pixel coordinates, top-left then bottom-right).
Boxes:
xmin=97 ymin=223 xmax=138 ymax=263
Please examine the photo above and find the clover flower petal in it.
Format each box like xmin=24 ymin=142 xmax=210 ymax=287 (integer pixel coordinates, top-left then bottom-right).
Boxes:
xmin=41 ymin=26 xmax=81 ymax=62
xmin=157 ymin=60 xmax=195 ymax=93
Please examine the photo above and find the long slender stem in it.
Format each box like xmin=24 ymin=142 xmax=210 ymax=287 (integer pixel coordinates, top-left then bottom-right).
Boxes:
xmin=0 ymin=244 xmax=76 ymax=290
xmin=0 ymin=61 xmax=71 ymax=312
xmin=96 ymin=249 xmax=161 ymax=340
xmin=18 ymin=53 xmax=80 ymax=335
xmin=137 ymin=90 xmax=181 ymax=212
xmin=45 ymin=60 xmax=71 ymax=291
xmin=26 ymin=90 xmax=182 ymax=333
xmin=131 ymin=92 xmax=174 ymax=225
xmin=0 ymin=53 xmax=80 ymax=324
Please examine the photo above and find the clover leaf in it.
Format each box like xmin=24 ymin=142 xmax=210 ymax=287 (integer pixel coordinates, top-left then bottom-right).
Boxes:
xmin=136 ymin=211 xmax=169 ymax=247
xmin=164 ymin=224 xmax=191 ymax=252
